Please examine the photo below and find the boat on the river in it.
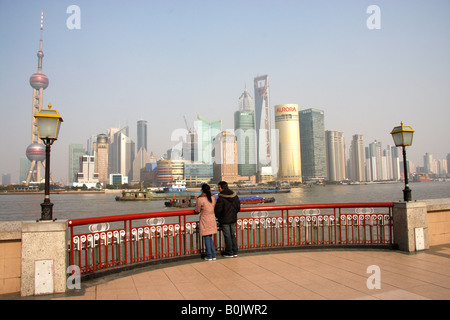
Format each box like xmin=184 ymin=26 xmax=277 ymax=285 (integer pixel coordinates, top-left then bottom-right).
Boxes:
xmin=116 ymin=181 xmax=281 ymax=202
xmin=115 ymin=190 xmax=152 ymax=201
xmin=236 ymin=187 xmax=290 ymax=195
xmin=164 ymin=197 xmax=197 ymax=208
xmin=115 ymin=190 xmax=199 ymax=201
xmin=239 ymin=196 xmax=275 ymax=204
xmin=163 ymin=195 xmax=275 ymax=207
xmin=160 ymin=180 xmax=191 ymax=193
xmin=115 ymin=181 xmax=198 ymax=201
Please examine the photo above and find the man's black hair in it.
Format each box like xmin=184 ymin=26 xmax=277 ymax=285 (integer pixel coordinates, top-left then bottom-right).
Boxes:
xmin=218 ymin=181 xmax=228 ymax=190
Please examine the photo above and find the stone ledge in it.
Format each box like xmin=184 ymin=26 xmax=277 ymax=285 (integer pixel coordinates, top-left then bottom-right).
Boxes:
xmin=21 ymin=220 xmax=68 ymax=233
xmin=424 ymin=198 xmax=450 ymax=212
xmin=0 ymin=222 xmax=22 ymax=241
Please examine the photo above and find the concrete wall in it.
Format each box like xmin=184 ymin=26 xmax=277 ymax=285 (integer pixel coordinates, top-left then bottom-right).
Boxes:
xmin=21 ymin=220 xmax=68 ymax=297
xmin=0 ymin=220 xmax=68 ymax=297
xmin=393 ymin=201 xmax=429 ymax=252
xmin=425 ymin=198 xmax=450 ymax=246
xmin=0 ymin=222 xmax=22 ymax=295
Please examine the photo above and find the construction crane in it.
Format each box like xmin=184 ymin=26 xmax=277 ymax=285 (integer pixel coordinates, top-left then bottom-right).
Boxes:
xmin=183 ymin=115 xmax=192 ymax=133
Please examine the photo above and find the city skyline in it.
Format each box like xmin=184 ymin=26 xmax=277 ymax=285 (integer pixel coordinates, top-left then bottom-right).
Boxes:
xmin=1 ymin=1 xmax=449 ymax=183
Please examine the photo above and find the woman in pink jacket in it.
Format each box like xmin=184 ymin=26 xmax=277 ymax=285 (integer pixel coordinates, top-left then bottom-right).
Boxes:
xmin=194 ymin=184 xmax=217 ymax=261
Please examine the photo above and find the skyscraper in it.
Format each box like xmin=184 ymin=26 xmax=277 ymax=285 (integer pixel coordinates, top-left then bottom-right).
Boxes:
xmin=349 ymin=134 xmax=366 ymax=182
xmin=196 ymin=115 xmax=222 ymax=165
xmin=274 ymin=104 xmax=302 ymax=182
xmin=367 ymin=140 xmax=383 ymax=181
xmin=69 ymin=144 xmax=85 ymax=185
xmin=109 ymin=126 xmax=135 ymax=180
xmin=391 ymin=146 xmax=401 ymax=181
xmin=182 ymin=131 xmax=198 ymax=162
xmin=86 ymin=135 xmax=97 ymax=156
xmin=19 ymin=158 xmax=31 ymax=184
xmin=133 ymin=120 xmax=151 ymax=183
xmin=137 ymin=120 xmax=148 ymax=153
xmin=2 ymin=174 xmax=11 ymax=186
xmin=94 ymin=134 xmax=109 ymax=186
xmin=234 ymin=87 xmax=257 ymax=176
xmin=383 ymin=145 xmax=394 ymax=180
xmin=25 ymin=11 xmax=49 ymax=185
xmin=254 ymin=75 xmax=273 ymax=172
xmin=424 ymin=153 xmax=434 ymax=174
xmin=446 ymin=154 xmax=450 ymax=176
xmin=212 ymin=131 xmax=238 ymax=182
xmin=106 ymin=127 xmax=119 ymax=175
xmin=325 ymin=130 xmax=346 ymax=181
xmin=238 ymin=86 xmax=254 ymax=112
xmin=299 ymin=108 xmax=326 ymax=181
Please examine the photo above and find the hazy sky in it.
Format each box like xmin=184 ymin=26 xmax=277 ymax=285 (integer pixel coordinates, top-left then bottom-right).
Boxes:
xmin=1 ymin=0 xmax=449 ymax=183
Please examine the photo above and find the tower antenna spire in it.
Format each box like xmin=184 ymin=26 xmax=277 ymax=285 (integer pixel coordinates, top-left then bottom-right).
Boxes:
xmin=26 ymin=11 xmax=50 ymax=185
xmin=38 ymin=10 xmax=44 ymax=72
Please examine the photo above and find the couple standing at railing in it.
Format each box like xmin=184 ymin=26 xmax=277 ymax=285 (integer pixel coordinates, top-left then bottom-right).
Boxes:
xmin=194 ymin=181 xmax=241 ymax=261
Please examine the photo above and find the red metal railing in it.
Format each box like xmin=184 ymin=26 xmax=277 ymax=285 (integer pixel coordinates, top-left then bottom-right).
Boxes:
xmin=68 ymin=202 xmax=394 ymax=275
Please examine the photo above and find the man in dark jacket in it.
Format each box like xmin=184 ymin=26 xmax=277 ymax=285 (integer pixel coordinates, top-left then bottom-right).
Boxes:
xmin=214 ymin=181 xmax=240 ymax=257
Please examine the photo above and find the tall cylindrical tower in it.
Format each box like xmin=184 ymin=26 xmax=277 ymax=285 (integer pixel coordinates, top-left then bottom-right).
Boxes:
xmin=274 ymin=104 xmax=302 ymax=182
xmin=25 ymin=11 xmax=49 ymax=185
xmin=94 ymin=134 xmax=109 ymax=186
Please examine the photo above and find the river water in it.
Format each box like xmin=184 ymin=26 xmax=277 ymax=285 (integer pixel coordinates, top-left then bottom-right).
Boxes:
xmin=0 ymin=181 xmax=449 ymax=222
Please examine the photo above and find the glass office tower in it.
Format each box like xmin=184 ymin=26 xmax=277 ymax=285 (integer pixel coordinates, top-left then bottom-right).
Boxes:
xmin=196 ymin=115 xmax=222 ymax=165
xmin=299 ymin=108 xmax=326 ymax=181
xmin=234 ymin=87 xmax=257 ymax=176
xmin=137 ymin=120 xmax=148 ymax=152
xmin=69 ymin=144 xmax=85 ymax=185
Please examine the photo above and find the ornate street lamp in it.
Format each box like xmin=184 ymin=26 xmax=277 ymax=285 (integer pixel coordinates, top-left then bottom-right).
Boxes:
xmin=390 ymin=121 xmax=414 ymax=202
xmin=34 ymin=103 xmax=63 ymax=220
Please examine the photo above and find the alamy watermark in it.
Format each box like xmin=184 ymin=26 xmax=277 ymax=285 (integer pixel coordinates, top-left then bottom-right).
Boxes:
xmin=366 ymin=265 xmax=381 ymax=289
xmin=67 ymin=265 xmax=81 ymax=290
xmin=170 ymin=127 xmax=279 ymax=175
xmin=366 ymin=5 xmax=381 ymax=30
xmin=64 ymin=5 xmax=381 ymax=32
xmin=66 ymin=5 xmax=81 ymax=30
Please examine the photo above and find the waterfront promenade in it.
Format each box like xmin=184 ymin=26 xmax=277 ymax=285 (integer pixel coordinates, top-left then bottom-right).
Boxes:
xmin=4 ymin=244 xmax=449 ymax=301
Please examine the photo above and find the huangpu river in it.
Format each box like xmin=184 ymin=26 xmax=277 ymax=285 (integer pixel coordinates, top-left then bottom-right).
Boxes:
xmin=0 ymin=181 xmax=449 ymax=222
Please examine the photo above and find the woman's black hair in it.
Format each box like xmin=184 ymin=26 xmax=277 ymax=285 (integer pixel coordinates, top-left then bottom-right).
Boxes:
xmin=201 ymin=183 xmax=213 ymax=203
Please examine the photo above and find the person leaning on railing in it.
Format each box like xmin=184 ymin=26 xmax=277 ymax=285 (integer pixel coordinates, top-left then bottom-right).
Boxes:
xmin=214 ymin=181 xmax=240 ymax=258
xmin=194 ymin=183 xmax=217 ymax=261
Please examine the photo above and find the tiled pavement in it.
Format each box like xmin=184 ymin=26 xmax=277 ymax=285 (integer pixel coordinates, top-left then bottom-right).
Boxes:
xmin=3 ymin=245 xmax=450 ymax=301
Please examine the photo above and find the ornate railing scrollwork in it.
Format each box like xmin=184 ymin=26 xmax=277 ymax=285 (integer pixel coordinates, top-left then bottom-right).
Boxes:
xmin=88 ymin=223 xmax=110 ymax=233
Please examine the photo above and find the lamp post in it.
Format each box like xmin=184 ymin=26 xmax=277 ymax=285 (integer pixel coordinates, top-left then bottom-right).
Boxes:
xmin=34 ymin=103 xmax=63 ymax=220
xmin=390 ymin=121 xmax=414 ymax=202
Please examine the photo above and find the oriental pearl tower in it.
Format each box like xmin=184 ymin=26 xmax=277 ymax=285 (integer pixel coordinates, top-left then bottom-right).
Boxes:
xmin=25 ymin=11 xmax=49 ymax=185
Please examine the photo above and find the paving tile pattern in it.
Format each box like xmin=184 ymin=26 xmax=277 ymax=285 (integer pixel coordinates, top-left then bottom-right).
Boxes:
xmin=53 ymin=245 xmax=450 ymax=300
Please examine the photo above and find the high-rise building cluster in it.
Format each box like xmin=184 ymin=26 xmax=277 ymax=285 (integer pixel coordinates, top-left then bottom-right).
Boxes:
xmin=14 ymin=14 xmax=448 ymax=187
xmin=68 ymin=120 xmax=157 ymax=188
xmin=63 ymin=74 xmax=448 ymax=188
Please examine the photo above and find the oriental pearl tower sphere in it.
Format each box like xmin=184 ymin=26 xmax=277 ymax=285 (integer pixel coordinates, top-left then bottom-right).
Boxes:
xmin=25 ymin=11 xmax=49 ymax=185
